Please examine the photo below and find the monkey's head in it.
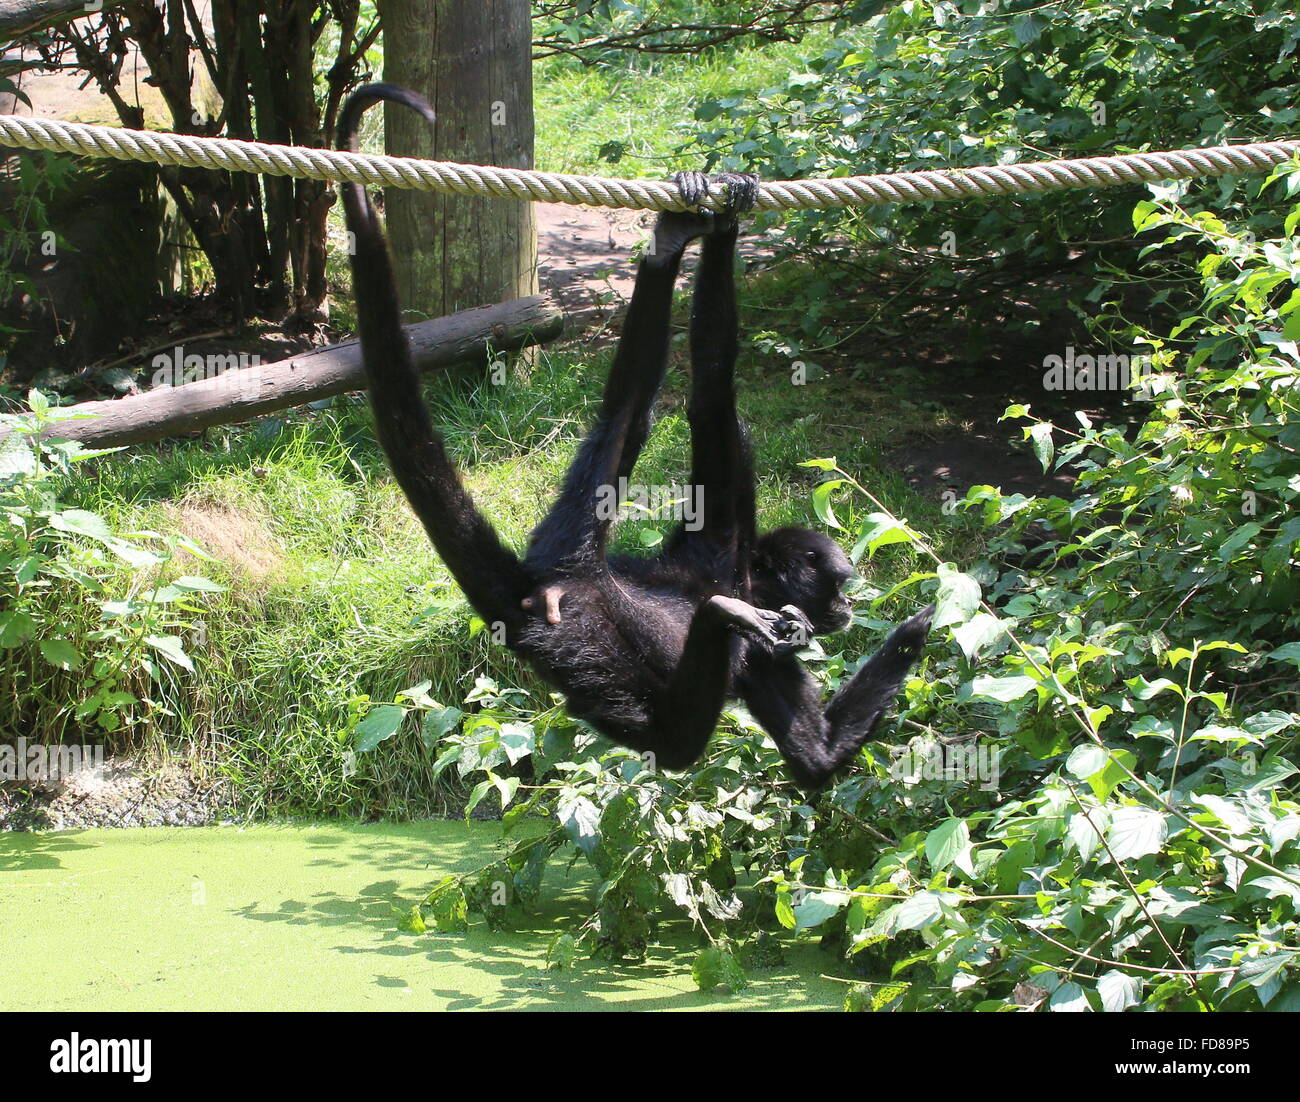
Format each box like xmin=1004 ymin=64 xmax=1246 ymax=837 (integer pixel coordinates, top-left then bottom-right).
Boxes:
xmin=752 ymin=527 xmax=855 ymax=634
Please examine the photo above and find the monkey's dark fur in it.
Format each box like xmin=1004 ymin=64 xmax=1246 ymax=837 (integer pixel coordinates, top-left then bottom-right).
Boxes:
xmin=339 ymin=84 xmax=932 ymax=789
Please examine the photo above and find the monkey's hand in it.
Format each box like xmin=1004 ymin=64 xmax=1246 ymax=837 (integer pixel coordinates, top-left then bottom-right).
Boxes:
xmin=710 ymin=172 xmax=760 ymax=218
xmin=824 ymin=604 xmax=935 ymax=734
xmin=674 ymin=171 xmax=760 ymax=216
xmin=707 ymin=595 xmax=811 ymax=657
xmin=773 ymin=605 xmax=815 ymax=656
xmin=651 ymin=172 xmax=716 ymax=257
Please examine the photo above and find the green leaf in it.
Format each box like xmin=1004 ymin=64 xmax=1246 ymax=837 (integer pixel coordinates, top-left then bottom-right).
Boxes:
xmin=1267 ymin=643 xmax=1300 ymax=667
xmin=419 ymin=705 xmax=463 ymax=749
xmin=1048 ymin=982 xmax=1091 ymax=1012
xmin=1068 ymin=807 xmax=1109 ymax=862
xmin=498 ymin=721 xmax=535 ymax=764
xmin=355 ymin=705 xmax=404 ymax=751
xmin=811 ymin=479 xmax=847 ymax=531
xmin=924 ymin=818 xmax=971 ymax=872
xmin=395 ymin=905 xmax=426 ymax=934
xmin=546 ymin=933 xmax=577 ymax=971
xmin=48 ymin=508 xmax=114 ymax=542
xmin=1241 ymin=876 xmax=1300 ymax=908
xmin=852 ymin=512 xmax=918 ymax=559
xmin=171 ymin=575 xmax=226 ymax=593
xmin=1242 ymin=711 xmax=1295 ymax=738
xmin=1191 ymin=724 xmax=1261 ymax=746
xmin=424 ymin=877 xmax=468 ymax=933
xmin=876 ymin=891 xmax=947 ymax=934
xmin=1107 ymin=806 xmax=1167 ymax=861
xmin=0 ymin=611 xmax=37 ymax=648
xmin=1096 ymin=970 xmax=1141 ymax=1012
xmin=775 ymin=890 xmax=796 ymax=930
xmin=793 ymin=889 xmax=847 ymax=931
xmin=1066 ymin=744 xmax=1108 ymax=779
xmin=144 ymin=634 xmax=194 ymax=673
xmin=1088 ymin=749 xmax=1135 ymax=801
xmin=933 ymin=564 xmax=981 ymax=628
xmin=557 ymin=795 xmax=601 ymax=856
xmin=964 ymin=674 xmax=1037 ymax=703
xmin=952 ymin=612 xmax=1005 ymax=660
xmin=39 ymin=638 xmax=82 ymax=670
xmin=1126 ymin=675 xmax=1183 ymax=700
xmin=1026 ymin=422 xmax=1054 ymax=471
xmin=0 ymin=433 xmax=37 ymax=478
xmin=692 ymin=948 xmax=748 ymax=993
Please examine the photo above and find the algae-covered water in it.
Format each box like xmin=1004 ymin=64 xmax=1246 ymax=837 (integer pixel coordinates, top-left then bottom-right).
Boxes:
xmin=0 ymin=822 xmax=843 ymax=1011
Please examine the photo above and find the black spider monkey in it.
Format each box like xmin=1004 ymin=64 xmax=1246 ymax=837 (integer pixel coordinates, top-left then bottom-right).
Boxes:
xmin=339 ymin=83 xmax=933 ymax=790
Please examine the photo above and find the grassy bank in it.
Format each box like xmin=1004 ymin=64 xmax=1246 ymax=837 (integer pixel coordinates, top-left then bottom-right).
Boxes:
xmin=17 ymin=318 xmax=958 ymax=817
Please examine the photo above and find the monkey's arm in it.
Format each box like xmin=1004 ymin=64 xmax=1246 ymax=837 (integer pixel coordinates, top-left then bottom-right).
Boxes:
xmin=339 ymin=85 xmax=535 ymax=630
xmin=737 ymin=605 xmax=934 ymax=790
xmin=631 ymin=593 xmax=803 ymax=771
xmin=524 ymin=188 xmax=721 ymax=574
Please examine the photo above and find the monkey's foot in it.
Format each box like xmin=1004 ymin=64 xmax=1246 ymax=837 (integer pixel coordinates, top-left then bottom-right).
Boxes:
xmin=674 ymin=170 xmax=711 ymax=209
xmin=653 ymin=171 xmax=761 ymax=258
xmin=710 ymin=172 xmax=760 ymax=215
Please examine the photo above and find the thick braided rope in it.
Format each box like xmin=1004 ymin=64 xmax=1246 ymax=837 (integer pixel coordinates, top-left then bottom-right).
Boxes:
xmin=1 ymin=113 xmax=1297 ymax=211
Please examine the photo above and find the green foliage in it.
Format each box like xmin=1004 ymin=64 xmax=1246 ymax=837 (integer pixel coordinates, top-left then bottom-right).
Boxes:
xmin=390 ymin=179 xmax=1300 ymax=1010
xmin=683 ymin=0 xmax=1299 ymax=346
xmin=0 ymin=396 xmax=220 ymax=739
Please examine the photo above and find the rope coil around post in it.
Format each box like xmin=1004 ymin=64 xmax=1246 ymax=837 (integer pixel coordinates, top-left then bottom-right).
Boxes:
xmin=1 ymin=113 xmax=1298 ymax=211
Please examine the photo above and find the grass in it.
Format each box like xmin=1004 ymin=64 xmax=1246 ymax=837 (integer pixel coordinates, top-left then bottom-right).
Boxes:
xmin=533 ymin=33 xmax=835 ymax=177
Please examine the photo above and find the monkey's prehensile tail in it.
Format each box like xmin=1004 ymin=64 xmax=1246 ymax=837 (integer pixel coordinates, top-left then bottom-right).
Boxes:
xmin=339 ymin=84 xmax=534 ymax=629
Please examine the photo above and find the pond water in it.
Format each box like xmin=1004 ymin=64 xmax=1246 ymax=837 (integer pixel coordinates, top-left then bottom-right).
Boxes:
xmin=0 ymin=821 xmax=845 ymax=1011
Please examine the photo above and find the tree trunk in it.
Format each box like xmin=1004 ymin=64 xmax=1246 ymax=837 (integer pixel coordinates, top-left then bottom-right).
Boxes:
xmin=375 ymin=0 xmax=537 ymax=319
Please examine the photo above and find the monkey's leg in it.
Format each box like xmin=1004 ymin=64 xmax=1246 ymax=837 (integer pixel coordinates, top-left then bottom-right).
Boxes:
xmin=684 ymin=220 xmax=751 ymax=561
xmin=669 ymin=175 xmax=760 ymax=586
xmin=525 ymin=202 xmax=717 ymax=572
xmin=739 ymin=606 xmax=933 ymax=789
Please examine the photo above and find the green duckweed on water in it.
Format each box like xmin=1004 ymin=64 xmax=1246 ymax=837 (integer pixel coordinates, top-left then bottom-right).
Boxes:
xmin=0 ymin=821 xmax=844 ymax=1011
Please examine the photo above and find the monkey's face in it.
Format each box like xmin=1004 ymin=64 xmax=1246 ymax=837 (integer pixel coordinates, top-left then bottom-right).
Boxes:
xmin=752 ymin=527 xmax=855 ymax=634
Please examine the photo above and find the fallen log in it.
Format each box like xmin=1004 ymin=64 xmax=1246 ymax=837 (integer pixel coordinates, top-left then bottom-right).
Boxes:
xmin=0 ymin=0 xmax=131 ymax=38
xmin=5 ymin=295 xmax=563 ymax=450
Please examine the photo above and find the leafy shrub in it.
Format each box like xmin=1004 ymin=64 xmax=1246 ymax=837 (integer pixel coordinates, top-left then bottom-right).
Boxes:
xmin=0 ymin=395 xmax=221 ymax=740
xmin=360 ymin=169 xmax=1300 ymax=1010
xmin=684 ymin=0 xmax=1300 ymax=351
